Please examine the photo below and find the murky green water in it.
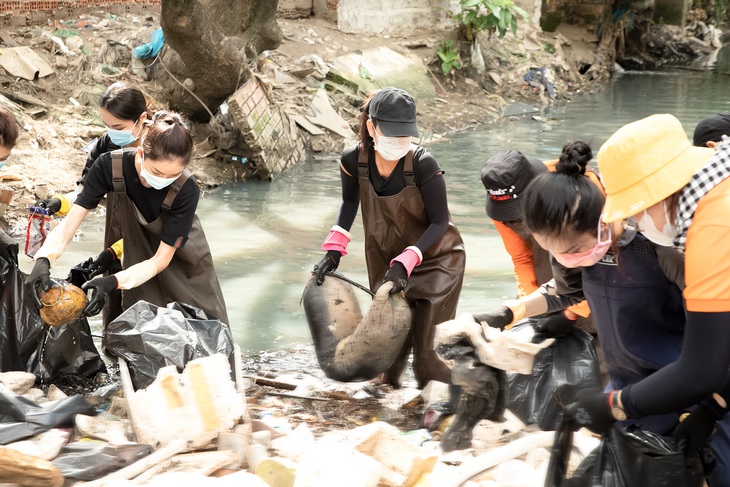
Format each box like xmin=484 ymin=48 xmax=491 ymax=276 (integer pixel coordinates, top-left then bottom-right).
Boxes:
xmin=34 ymin=47 xmax=730 ymax=355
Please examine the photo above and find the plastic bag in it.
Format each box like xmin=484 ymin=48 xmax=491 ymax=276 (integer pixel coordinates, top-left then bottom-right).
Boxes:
xmin=0 ymin=262 xmax=106 ymax=380
xmin=104 ymin=300 xmax=235 ymax=390
xmin=24 ymin=207 xmax=51 ymax=258
xmin=546 ymin=415 xmax=704 ymax=486
xmin=0 ymin=383 xmax=95 ymax=444
xmin=52 ymin=441 xmax=152 ymax=480
xmin=506 ymin=318 xmax=601 ymax=431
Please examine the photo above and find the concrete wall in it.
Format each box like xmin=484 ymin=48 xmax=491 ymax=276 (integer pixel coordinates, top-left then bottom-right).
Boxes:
xmin=337 ymin=0 xmax=450 ymax=35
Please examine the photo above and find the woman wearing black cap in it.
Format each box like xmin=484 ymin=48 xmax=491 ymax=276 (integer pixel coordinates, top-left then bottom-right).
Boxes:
xmin=312 ymin=87 xmax=466 ymax=389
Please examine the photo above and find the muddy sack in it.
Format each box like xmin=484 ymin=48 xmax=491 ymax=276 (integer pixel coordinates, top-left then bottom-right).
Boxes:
xmin=302 ymin=273 xmax=411 ymax=382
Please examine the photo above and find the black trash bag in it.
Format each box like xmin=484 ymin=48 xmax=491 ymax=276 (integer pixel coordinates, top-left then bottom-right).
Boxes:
xmin=0 ymin=384 xmax=96 ymax=444
xmin=53 ymin=442 xmax=153 ymax=480
xmin=104 ymin=300 xmax=235 ymax=390
xmin=546 ymin=415 xmax=705 ymax=487
xmin=0 ymin=262 xmax=106 ymax=380
xmin=506 ymin=318 xmax=602 ymax=431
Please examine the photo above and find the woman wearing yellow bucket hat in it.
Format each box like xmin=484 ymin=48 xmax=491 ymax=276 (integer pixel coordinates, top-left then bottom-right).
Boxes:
xmin=563 ymin=114 xmax=730 ymax=484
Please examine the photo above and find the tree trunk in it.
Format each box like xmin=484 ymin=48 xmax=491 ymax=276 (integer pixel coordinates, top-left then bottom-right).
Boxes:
xmin=158 ymin=0 xmax=282 ymax=121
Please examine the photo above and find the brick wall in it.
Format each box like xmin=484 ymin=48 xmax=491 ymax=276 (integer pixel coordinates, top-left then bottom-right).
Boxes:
xmin=0 ymin=0 xmax=160 ymax=26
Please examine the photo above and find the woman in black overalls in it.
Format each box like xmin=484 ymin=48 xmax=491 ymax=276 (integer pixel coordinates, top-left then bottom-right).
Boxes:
xmin=313 ymin=87 xmax=465 ymax=389
xmin=27 ymin=111 xmax=227 ymax=325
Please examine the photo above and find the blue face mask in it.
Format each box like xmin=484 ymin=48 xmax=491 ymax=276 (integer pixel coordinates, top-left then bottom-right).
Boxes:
xmin=140 ymin=155 xmax=178 ymax=190
xmin=107 ymin=119 xmax=139 ymax=147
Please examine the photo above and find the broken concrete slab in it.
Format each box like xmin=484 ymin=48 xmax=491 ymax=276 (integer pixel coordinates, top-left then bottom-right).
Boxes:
xmin=0 ymin=46 xmax=54 ymax=80
xmin=305 ymin=89 xmax=356 ymax=139
xmin=329 ymin=46 xmax=436 ymax=110
xmin=291 ymin=114 xmax=325 ymax=135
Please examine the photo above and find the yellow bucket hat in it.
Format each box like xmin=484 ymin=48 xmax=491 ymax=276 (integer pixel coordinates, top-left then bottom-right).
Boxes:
xmin=597 ymin=114 xmax=715 ymax=223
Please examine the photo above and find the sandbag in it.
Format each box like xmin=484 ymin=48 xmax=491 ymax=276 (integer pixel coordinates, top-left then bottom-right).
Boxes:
xmin=104 ymin=300 xmax=235 ymax=390
xmin=302 ymin=273 xmax=412 ymax=382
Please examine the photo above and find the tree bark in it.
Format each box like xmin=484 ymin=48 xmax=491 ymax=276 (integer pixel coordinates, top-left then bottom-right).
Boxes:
xmin=159 ymin=0 xmax=282 ymax=121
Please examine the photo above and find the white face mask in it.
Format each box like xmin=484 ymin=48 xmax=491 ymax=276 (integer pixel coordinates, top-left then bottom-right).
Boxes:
xmin=140 ymin=154 xmax=178 ymax=190
xmin=638 ymin=201 xmax=676 ymax=247
xmin=374 ymin=133 xmax=412 ymax=161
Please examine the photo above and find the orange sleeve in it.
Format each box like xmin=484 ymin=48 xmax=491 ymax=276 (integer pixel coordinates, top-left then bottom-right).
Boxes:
xmin=493 ymin=220 xmax=539 ymax=297
xmin=684 ymin=178 xmax=730 ymax=312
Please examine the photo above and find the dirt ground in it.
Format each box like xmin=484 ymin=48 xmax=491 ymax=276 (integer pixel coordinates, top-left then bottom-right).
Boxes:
xmin=0 ymin=8 xmax=611 ymax=236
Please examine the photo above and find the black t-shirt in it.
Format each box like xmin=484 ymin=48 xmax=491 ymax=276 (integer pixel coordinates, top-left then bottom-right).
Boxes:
xmin=78 ymin=133 xmax=120 ymax=186
xmin=340 ymin=145 xmax=443 ymax=194
xmin=75 ymin=151 xmax=200 ymax=248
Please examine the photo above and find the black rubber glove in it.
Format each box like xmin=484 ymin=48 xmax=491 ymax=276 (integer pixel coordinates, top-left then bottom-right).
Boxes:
xmin=473 ymin=306 xmax=513 ymax=330
xmin=0 ymin=231 xmax=19 ymax=266
xmin=673 ymin=397 xmax=727 ymax=457
xmin=565 ymin=389 xmax=616 ymax=435
xmin=35 ymin=197 xmax=62 ymax=215
xmin=87 ymin=248 xmax=117 ymax=279
xmin=383 ymin=261 xmax=408 ymax=294
xmin=534 ymin=311 xmax=578 ymax=338
xmin=82 ymin=275 xmax=118 ymax=316
xmin=25 ymin=257 xmax=52 ymax=308
xmin=313 ymin=250 xmax=341 ymax=285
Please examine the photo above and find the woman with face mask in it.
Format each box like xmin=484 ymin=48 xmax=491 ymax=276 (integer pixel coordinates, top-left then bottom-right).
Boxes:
xmin=558 ymin=114 xmax=730 ymax=486
xmin=311 ymin=87 xmax=466 ymax=390
xmin=466 ymin=141 xmax=705 ymax=435
xmin=37 ymin=82 xmax=150 ymax=218
xmin=25 ymin=111 xmax=228 ymax=327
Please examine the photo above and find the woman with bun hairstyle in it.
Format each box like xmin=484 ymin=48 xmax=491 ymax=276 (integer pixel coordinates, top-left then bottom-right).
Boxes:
xmin=467 ymin=141 xmax=713 ymax=439
xmin=26 ymin=111 xmax=228 ymax=326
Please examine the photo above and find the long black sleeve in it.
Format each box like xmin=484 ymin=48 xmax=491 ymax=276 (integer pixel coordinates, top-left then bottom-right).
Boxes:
xmin=621 ymin=311 xmax=730 ymax=417
xmin=335 ymin=164 xmax=360 ymax=232
xmin=414 ymin=173 xmax=450 ymax=254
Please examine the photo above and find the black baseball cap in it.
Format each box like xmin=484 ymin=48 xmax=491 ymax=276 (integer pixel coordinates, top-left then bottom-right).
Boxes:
xmin=369 ymin=87 xmax=420 ymax=138
xmin=480 ymin=150 xmax=547 ymax=222
xmin=693 ymin=112 xmax=730 ymax=147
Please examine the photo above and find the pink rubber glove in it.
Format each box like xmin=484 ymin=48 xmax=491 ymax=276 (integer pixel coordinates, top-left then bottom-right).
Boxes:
xmin=390 ymin=246 xmax=423 ymax=277
xmin=321 ymin=225 xmax=351 ymax=256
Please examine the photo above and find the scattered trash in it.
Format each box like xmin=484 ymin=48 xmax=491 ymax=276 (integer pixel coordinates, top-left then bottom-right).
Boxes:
xmin=133 ymin=27 xmax=164 ymax=60
xmin=104 ymin=300 xmax=236 ymax=390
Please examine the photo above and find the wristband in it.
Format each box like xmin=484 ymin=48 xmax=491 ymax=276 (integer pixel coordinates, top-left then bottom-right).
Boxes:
xmin=322 ymin=225 xmax=351 ymax=256
xmin=503 ymin=299 xmax=526 ymax=329
xmin=390 ymin=246 xmax=423 ymax=277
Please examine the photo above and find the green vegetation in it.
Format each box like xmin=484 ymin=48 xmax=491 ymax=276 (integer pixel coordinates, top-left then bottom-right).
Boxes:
xmin=543 ymin=42 xmax=556 ymax=54
xmin=437 ymin=40 xmax=463 ymax=76
xmin=453 ymin=0 xmax=529 ymax=42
